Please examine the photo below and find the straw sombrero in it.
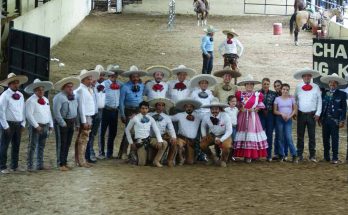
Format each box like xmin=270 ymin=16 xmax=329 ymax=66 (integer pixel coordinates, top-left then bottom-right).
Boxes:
xmin=54 ymin=76 xmax=81 ymax=91
xmin=0 ymin=86 xmax=4 ymax=94
xmin=146 ymin=65 xmax=172 ymax=80
xmin=95 ymin=64 xmax=113 ymax=76
xmin=213 ymin=66 xmax=241 ymax=78
xmin=237 ymin=74 xmax=261 ymax=86
xmin=24 ymin=79 xmax=53 ymax=94
xmin=204 ymin=25 xmax=218 ymax=33
xmin=189 ymin=74 xmax=217 ymax=88
xmin=0 ymin=73 xmax=28 ymax=87
xmin=293 ymin=68 xmax=320 ymax=80
xmin=106 ymin=64 xmax=125 ymax=75
xmin=172 ymin=65 xmax=196 ymax=77
xmin=320 ymin=73 xmax=347 ymax=86
xmin=149 ymin=98 xmax=174 ymax=110
xmin=121 ymin=65 xmax=147 ymax=77
xmin=175 ymin=99 xmax=202 ymax=112
xmin=80 ymin=69 xmax=99 ymax=81
xmin=222 ymin=28 xmax=239 ymax=37
xmin=201 ymin=99 xmax=229 ymax=109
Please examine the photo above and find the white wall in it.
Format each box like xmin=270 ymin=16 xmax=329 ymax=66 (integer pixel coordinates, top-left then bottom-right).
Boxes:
xmin=20 ymin=0 xmax=36 ymax=15
xmin=12 ymin=0 xmax=91 ymax=48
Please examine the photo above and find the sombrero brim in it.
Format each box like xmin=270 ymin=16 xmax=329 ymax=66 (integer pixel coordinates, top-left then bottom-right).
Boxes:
xmin=293 ymin=69 xmax=320 ymax=80
xmin=100 ymin=71 xmax=115 ymax=76
xmin=148 ymin=98 xmax=174 ymax=109
xmin=121 ymin=70 xmax=147 ymax=77
xmin=175 ymin=99 xmax=202 ymax=112
xmin=237 ymin=80 xmax=261 ymax=86
xmin=201 ymin=103 xmax=229 ymax=109
xmin=204 ymin=28 xmax=219 ymax=33
xmin=54 ymin=77 xmax=81 ymax=91
xmin=190 ymin=75 xmax=217 ymax=88
xmin=80 ymin=70 xmax=100 ymax=81
xmin=0 ymin=86 xmax=4 ymax=94
xmin=146 ymin=66 xmax=172 ymax=80
xmin=24 ymin=81 xmax=53 ymax=94
xmin=320 ymin=76 xmax=347 ymax=86
xmin=222 ymin=30 xmax=239 ymax=36
xmin=172 ymin=68 xmax=196 ymax=77
xmin=213 ymin=69 xmax=241 ymax=78
xmin=0 ymin=75 xmax=28 ymax=87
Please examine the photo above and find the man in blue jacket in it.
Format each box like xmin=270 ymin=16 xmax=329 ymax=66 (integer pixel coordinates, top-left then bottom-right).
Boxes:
xmin=201 ymin=25 xmax=218 ymax=74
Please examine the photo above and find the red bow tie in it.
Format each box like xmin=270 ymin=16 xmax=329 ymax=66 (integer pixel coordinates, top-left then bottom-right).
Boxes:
xmin=110 ymin=82 xmax=120 ymax=90
xmin=302 ymin=83 xmax=313 ymax=91
xmin=186 ymin=114 xmax=195 ymax=121
xmin=174 ymin=82 xmax=187 ymax=91
xmin=227 ymin=39 xmax=233 ymax=44
xmin=38 ymin=98 xmax=46 ymax=105
xmin=152 ymin=83 xmax=164 ymax=92
xmin=97 ymin=85 xmax=105 ymax=92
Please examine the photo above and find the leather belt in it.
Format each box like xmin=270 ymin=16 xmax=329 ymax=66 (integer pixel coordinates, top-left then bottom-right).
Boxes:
xmin=104 ymin=106 xmax=118 ymax=112
xmin=299 ymin=111 xmax=315 ymax=115
xmin=177 ymin=134 xmax=195 ymax=143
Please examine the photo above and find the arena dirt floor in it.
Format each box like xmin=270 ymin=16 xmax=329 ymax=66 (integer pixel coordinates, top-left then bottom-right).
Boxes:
xmin=0 ymin=12 xmax=347 ymax=215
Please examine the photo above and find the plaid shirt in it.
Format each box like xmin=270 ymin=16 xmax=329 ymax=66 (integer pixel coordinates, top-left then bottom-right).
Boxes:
xmin=259 ymin=89 xmax=277 ymax=111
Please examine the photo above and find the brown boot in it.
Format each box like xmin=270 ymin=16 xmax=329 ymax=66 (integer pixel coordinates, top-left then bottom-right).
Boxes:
xmin=59 ymin=166 xmax=69 ymax=171
xmin=153 ymin=161 xmax=163 ymax=168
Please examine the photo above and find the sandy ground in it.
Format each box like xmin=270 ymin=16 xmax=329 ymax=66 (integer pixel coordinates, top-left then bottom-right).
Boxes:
xmin=0 ymin=13 xmax=347 ymax=215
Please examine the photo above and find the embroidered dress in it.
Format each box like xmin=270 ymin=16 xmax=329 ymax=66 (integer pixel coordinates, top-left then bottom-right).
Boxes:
xmin=234 ymin=91 xmax=268 ymax=159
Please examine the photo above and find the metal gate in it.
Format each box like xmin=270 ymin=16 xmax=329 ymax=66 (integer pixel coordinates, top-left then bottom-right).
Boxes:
xmin=8 ymin=28 xmax=50 ymax=88
xmin=244 ymin=0 xmax=294 ymax=15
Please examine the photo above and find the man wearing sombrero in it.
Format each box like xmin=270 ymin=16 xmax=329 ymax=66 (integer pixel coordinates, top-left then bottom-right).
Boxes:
xmin=294 ymin=68 xmax=322 ymax=162
xmin=218 ymin=28 xmax=244 ymax=71
xmin=144 ymin=65 xmax=171 ymax=101
xmin=0 ymin=73 xmax=28 ymax=174
xmin=53 ymin=76 xmax=80 ymax=171
xmin=201 ymin=25 xmax=218 ymax=74
xmin=75 ymin=69 xmax=99 ymax=168
xmin=118 ymin=65 xmax=147 ymax=160
xmin=148 ymin=98 xmax=176 ymax=167
xmin=319 ymin=73 xmax=347 ymax=164
xmin=98 ymin=64 xmax=124 ymax=160
xmin=170 ymin=99 xmax=202 ymax=166
xmin=25 ymin=79 xmax=54 ymax=171
xmin=213 ymin=66 xmax=239 ymax=103
xmin=200 ymin=99 xmax=232 ymax=167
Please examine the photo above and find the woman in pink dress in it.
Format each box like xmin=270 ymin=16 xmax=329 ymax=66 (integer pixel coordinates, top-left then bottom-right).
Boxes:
xmin=234 ymin=75 xmax=268 ymax=163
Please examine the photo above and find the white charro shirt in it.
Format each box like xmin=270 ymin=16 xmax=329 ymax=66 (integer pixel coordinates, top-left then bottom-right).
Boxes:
xmin=125 ymin=113 xmax=163 ymax=144
xmin=76 ymin=83 xmax=96 ymax=124
xmin=170 ymin=111 xmax=201 ymax=139
xmin=25 ymin=94 xmax=53 ymax=128
xmin=224 ymin=106 xmax=238 ymax=126
xmin=148 ymin=112 xmax=176 ymax=138
xmin=294 ymin=82 xmax=322 ymax=116
xmin=191 ymin=88 xmax=215 ymax=117
xmin=95 ymin=82 xmax=106 ymax=109
xmin=218 ymin=38 xmax=244 ymax=57
xmin=144 ymin=80 xmax=169 ymax=100
xmin=201 ymin=112 xmax=232 ymax=142
xmin=167 ymin=80 xmax=191 ymax=103
xmin=0 ymin=88 xmax=26 ymax=129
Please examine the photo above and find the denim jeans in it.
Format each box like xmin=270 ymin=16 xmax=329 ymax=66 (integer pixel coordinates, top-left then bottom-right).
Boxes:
xmin=322 ymin=117 xmax=339 ymax=161
xmin=202 ymin=51 xmax=213 ymax=74
xmin=0 ymin=121 xmax=22 ymax=170
xmin=99 ymin=108 xmax=119 ymax=157
xmin=259 ymin=111 xmax=275 ymax=159
xmin=86 ymin=110 xmax=102 ymax=160
xmin=232 ymin=126 xmax=237 ymax=141
xmin=276 ymin=117 xmax=297 ymax=157
xmin=27 ymin=124 xmax=49 ymax=170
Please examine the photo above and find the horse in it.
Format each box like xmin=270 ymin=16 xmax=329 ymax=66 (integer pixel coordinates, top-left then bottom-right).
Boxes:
xmin=193 ymin=0 xmax=209 ymax=26
xmin=294 ymin=0 xmax=306 ymax=13
xmin=290 ymin=7 xmax=343 ymax=46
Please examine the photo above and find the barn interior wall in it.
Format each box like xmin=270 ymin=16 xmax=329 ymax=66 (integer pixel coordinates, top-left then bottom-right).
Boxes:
xmin=12 ymin=0 xmax=92 ymax=48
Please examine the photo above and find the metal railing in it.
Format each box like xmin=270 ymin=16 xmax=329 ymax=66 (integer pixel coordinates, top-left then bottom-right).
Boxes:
xmin=244 ymin=0 xmax=293 ymax=16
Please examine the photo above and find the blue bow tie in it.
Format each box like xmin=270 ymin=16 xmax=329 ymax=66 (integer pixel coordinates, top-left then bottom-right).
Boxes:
xmin=152 ymin=114 xmax=164 ymax=122
xmin=140 ymin=116 xmax=150 ymax=123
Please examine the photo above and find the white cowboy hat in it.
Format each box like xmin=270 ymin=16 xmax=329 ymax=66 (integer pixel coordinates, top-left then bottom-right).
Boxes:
xmin=320 ymin=73 xmax=347 ymax=86
xmin=54 ymin=76 xmax=81 ymax=91
xmin=121 ymin=65 xmax=147 ymax=77
xmin=106 ymin=64 xmax=125 ymax=75
xmin=204 ymin=25 xmax=218 ymax=34
xmin=222 ymin=28 xmax=239 ymax=37
xmin=79 ymin=69 xmax=100 ymax=81
xmin=175 ymin=99 xmax=202 ymax=112
xmin=0 ymin=86 xmax=4 ymax=94
xmin=95 ymin=64 xmax=113 ymax=76
xmin=146 ymin=65 xmax=172 ymax=80
xmin=189 ymin=74 xmax=217 ymax=88
xmin=24 ymin=78 xmax=53 ymax=94
xmin=148 ymin=98 xmax=174 ymax=110
xmin=172 ymin=65 xmax=196 ymax=77
xmin=293 ymin=68 xmax=320 ymax=80
xmin=213 ymin=66 xmax=241 ymax=78
xmin=237 ymin=74 xmax=261 ymax=86
xmin=0 ymin=73 xmax=28 ymax=87
xmin=201 ymin=98 xmax=229 ymax=109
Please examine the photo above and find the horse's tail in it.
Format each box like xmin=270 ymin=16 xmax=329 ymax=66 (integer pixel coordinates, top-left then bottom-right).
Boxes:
xmin=290 ymin=13 xmax=297 ymax=34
